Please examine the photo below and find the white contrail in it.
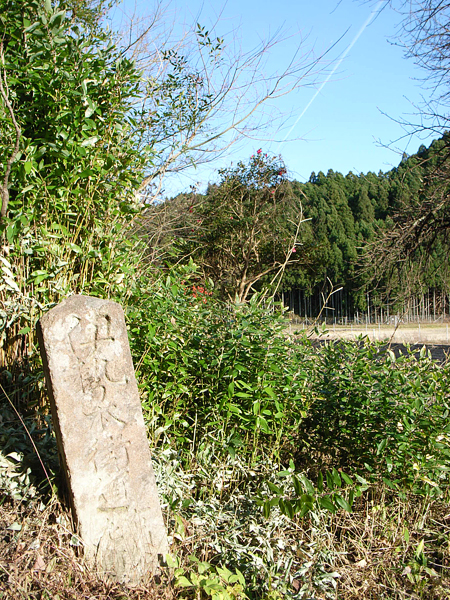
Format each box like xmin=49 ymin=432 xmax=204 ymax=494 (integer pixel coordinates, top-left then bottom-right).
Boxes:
xmin=278 ymin=0 xmax=385 ymax=150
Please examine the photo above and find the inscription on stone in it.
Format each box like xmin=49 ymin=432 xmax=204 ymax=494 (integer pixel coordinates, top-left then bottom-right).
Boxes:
xmin=37 ymin=295 xmax=168 ymax=585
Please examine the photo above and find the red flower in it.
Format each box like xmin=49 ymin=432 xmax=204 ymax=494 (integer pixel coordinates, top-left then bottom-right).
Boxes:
xmin=292 ymin=247 xmax=297 ymax=253
xmin=257 ymin=149 xmax=262 ymax=154
xmin=192 ymin=284 xmax=212 ymax=302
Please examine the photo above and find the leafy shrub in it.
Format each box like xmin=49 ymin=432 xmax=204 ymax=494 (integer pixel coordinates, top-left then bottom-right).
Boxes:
xmin=299 ymin=338 xmax=450 ymax=495
xmin=258 ymin=461 xmax=369 ymax=519
xmin=127 ymin=264 xmax=310 ymax=463
xmin=0 ymin=0 xmax=146 ymax=375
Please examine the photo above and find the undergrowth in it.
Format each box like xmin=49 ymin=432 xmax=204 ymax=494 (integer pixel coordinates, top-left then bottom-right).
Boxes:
xmin=1 ymin=279 xmax=450 ymax=599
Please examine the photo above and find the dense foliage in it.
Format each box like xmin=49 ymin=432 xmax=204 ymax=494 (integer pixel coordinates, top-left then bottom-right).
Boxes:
xmin=287 ymin=136 xmax=450 ymax=311
xmin=161 ymin=135 xmax=450 ymax=313
xmin=152 ymin=153 xmax=308 ymax=302
xmin=0 ymin=0 xmax=150 ymax=377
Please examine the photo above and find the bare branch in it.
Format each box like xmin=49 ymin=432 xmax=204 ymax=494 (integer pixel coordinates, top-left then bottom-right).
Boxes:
xmin=114 ymin=5 xmax=335 ymax=200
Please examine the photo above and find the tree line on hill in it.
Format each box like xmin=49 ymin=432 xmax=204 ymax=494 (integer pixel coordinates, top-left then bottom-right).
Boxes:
xmin=150 ymin=134 xmax=450 ymax=320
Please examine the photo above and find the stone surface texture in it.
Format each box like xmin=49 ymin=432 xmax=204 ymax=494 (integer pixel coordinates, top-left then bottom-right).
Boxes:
xmin=38 ymin=295 xmax=168 ymax=585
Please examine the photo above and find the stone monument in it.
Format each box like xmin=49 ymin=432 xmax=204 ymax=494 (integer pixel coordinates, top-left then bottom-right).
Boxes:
xmin=37 ymin=295 xmax=168 ymax=585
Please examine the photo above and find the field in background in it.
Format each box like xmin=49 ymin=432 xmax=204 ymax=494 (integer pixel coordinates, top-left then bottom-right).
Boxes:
xmin=289 ymin=322 xmax=450 ymax=346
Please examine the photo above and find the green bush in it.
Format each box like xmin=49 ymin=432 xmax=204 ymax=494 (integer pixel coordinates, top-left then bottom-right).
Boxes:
xmin=299 ymin=338 xmax=450 ymax=496
xmin=127 ymin=265 xmax=310 ymax=464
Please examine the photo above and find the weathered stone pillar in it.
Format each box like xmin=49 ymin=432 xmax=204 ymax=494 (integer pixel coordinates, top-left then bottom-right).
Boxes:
xmin=37 ymin=295 xmax=168 ymax=585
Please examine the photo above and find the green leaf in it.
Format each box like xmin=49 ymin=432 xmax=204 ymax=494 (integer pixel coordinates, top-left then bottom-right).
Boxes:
xmin=78 ymin=168 xmax=95 ymax=178
xmin=19 ymin=185 xmax=34 ymax=195
xmin=415 ymin=539 xmax=424 ymax=559
xmin=403 ymin=526 xmax=410 ymax=544
xmin=256 ymin=416 xmax=270 ymax=433
xmin=279 ymin=498 xmax=294 ymax=519
xmin=49 ymin=10 xmax=65 ymax=29
xmin=299 ymin=496 xmax=313 ymax=517
xmin=326 ymin=470 xmax=335 ymax=490
xmin=332 ymin=468 xmax=342 ymax=488
xmin=348 ymin=488 xmax=355 ymax=507
xmin=387 ymin=350 xmax=396 ymax=362
xmin=175 ymin=576 xmax=193 ymax=588
xmin=85 ymin=98 xmax=97 ymax=118
xmin=292 ymin=475 xmax=302 ymax=496
xmin=319 ymin=495 xmax=336 ymax=513
xmin=377 ymin=438 xmax=388 ymax=455
xmin=234 ymin=568 xmax=245 ymax=585
xmin=217 ymin=566 xmax=234 ymax=582
xmin=6 ymin=225 xmax=16 ymax=244
xmin=334 ymin=494 xmax=352 ymax=512
xmin=227 ymin=445 xmax=236 ymax=459
xmin=355 ymin=474 xmax=369 ymax=485
xmin=80 ymin=137 xmax=98 ymax=147
xmin=264 ymin=386 xmax=276 ymax=397
xmin=341 ymin=472 xmax=353 ymax=486
xmin=267 ymin=482 xmax=282 ymax=495
xmin=24 ymin=161 xmax=33 ymax=174
xmin=278 ymin=469 xmax=291 ymax=477
xmin=298 ymin=474 xmax=315 ymax=495
xmin=197 ymin=561 xmax=212 ymax=575
xmin=165 ymin=555 xmax=178 ymax=568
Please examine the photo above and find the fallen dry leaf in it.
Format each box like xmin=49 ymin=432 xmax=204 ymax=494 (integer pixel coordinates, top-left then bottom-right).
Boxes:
xmin=355 ymin=559 xmax=367 ymax=568
xmin=32 ymin=552 xmax=46 ymax=571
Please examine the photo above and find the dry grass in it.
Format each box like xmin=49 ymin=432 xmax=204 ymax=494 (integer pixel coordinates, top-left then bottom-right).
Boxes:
xmin=0 ymin=496 xmax=174 ymax=599
xmin=331 ymin=492 xmax=450 ymax=599
xmin=2 ymin=485 xmax=449 ymax=599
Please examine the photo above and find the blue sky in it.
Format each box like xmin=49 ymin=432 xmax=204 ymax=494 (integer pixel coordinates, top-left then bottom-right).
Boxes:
xmin=111 ymin=0 xmax=437 ymax=195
